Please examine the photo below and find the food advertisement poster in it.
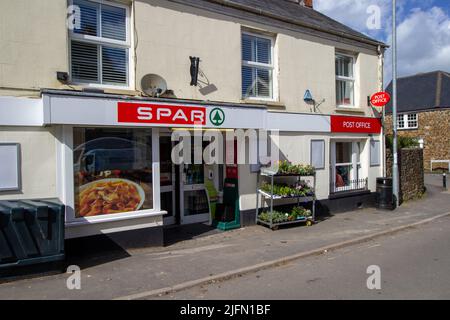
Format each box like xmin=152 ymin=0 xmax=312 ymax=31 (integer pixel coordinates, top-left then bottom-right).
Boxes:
xmin=73 ymin=128 xmax=153 ymax=218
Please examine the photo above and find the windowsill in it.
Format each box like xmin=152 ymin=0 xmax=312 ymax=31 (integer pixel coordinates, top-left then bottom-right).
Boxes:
xmin=335 ymin=107 xmax=366 ymax=114
xmin=241 ymin=99 xmax=284 ymax=108
xmin=398 ymin=128 xmax=419 ymax=131
xmin=66 ymin=210 xmax=168 ymax=227
xmin=66 ymin=83 xmax=139 ymax=96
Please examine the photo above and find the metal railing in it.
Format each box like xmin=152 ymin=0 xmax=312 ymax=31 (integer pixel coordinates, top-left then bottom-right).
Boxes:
xmin=330 ymin=177 xmax=368 ymax=194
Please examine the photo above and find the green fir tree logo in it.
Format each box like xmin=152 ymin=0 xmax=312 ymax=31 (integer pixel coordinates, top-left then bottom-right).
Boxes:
xmin=209 ymin=108 xmax=225 ymax=126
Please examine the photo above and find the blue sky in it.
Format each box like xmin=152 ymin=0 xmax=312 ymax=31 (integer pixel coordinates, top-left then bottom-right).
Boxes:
xmin=315 ymin=0 xmax=450 ymax=86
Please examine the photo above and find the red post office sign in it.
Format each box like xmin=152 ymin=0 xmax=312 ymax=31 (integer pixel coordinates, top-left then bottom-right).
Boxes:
xmin=118 ymin=102 xmax=207 ymax=126
xmin=331 ymin=115 xmax=382 ymax=134
xmin=370 ymin=92 xmax=391 ymax=107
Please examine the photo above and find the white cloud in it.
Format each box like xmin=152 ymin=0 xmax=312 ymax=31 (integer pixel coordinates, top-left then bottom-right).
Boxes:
xmin=384 ymin=7 xmax=450 ymax=84
xmin=314 ymin=0 xmax=391 ymax=38
xmin=315 ymin=1 xmax=450 ymax=86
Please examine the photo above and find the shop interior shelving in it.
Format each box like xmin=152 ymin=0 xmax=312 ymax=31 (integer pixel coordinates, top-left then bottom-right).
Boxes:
xmin=255 ymin=168 xmax=316 ymax=230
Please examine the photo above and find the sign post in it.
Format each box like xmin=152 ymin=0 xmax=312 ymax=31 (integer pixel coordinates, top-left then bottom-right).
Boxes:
xmin=392 ymin=0 xmax=399 ymax=208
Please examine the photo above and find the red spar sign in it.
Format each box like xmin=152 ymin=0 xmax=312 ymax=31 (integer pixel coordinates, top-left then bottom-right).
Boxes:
xmin=370 ymin=92 xmax=391 ymax=107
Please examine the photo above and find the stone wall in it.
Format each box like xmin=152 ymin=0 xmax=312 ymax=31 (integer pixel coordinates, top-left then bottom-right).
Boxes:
xmin=386 ymin=148 xmax=425 ymax=202
xmin=385 ymin=109 xmax=450 ymax=172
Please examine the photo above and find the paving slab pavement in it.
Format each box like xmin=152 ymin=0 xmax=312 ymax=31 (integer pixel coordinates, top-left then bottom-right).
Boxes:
xmin=0 ymin=179 xmax=449 ymax=300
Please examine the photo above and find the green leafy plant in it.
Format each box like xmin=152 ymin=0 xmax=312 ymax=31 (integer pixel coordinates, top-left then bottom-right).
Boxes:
xmin=291 ymin=206 xmax=312 ymax=219
xmin=260 ymin=182 xmax=314 ymax=198
xmin=385 ymin=135 xmax=419 ymax=150
xmin=259 ymin=211 xmax=289 ymax=223
xmin=276 ymin=161 xmax=315 ymax=176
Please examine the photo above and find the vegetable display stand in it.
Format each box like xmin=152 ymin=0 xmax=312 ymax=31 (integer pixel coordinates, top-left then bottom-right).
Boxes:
xmin=255 ymin=166 xmax=316 ymax=230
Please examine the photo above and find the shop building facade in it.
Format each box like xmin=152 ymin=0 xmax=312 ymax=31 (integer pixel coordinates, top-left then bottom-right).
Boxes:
xmin=0 ymin=0 xmax=386 ymax=243
xmin=385 ymin=71 xmax=450 ymax=172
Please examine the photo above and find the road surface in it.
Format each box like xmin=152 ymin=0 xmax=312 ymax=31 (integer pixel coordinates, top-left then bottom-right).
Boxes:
xmin=156 ymin=216 xmax=450 ymax=300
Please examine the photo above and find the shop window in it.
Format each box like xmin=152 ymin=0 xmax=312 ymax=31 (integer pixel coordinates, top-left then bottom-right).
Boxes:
xmin=0 ymin=143 xmax=21 ymax=192
xmin=73 ymin=128 xmax=153 ymax=218
xmin=310 ymin=140 xmax=325 ymax=170
xmin=332 ymin=141 xmax=366 ymax=193
xmin=397 ymin=113 xmax=418 ymax=130
xmin=335 ymin=53 xmax=355 ymax=107
xmin=242 ymin=32 xmax=274 ymax=99
xmin=69 ymin=0 xmax=130 ymax=86
xmin=370 ymin=140 xmax=381 ymax=166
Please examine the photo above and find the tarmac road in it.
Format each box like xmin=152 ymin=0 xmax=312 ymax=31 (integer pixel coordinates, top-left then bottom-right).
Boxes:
xmin=157 ymin=216 xmax=450 ymax=300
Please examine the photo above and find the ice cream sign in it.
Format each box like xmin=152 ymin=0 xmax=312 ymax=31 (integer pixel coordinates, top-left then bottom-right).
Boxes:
xmin=331 ymin=115 xmax=382 ymax=134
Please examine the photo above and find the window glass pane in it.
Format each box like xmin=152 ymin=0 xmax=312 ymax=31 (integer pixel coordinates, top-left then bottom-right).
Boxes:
xmin=102 ymin=46 xmax=128 ymax=85
xmin=397 ymin=115 xmax=405 ymax=128
xmin=336 ymin=165 xmax=351 ymax=187
xmin=71 ymin=41 xmax=99 ymax=82
xmin=336 ymin=80 xmax=354 ymax=106
xmin=242 ymin=34 xmax=255 ymax=62
xmin=101 ymin=4 xmax=127 ymax=41
xmin=73 ymin=128 xmax=153 ymax=218
xmin=407 ymin=114 xmax=418 ymax=128
xmin=184 ymin=189 xmax=210 ymax=216
xmin=160 ymin=136 xmax=173 ymax=186
xmin=356 ymin=142 xmax=361 ymax=163
xmin=256 ymin=68 xmax=272 ymax=97
xmin=242 ymin=33 xmax=273 ymax=98
xmin=256 ymin=37 xmax=271 ymax=64
xmin=242 ymin=65 xmax=255 ymax=97
xmin=73 ymin=0 xmax=98 ymax=37
xmin=370 ymin=140 xmax=380 ymax=166
xmin=335 ymin=55 xmax=353 ymax=77
xmin=311 ymin=140 xmax=325 ymax=169
xmin=336 ymin=142 xmax=352 ymax=164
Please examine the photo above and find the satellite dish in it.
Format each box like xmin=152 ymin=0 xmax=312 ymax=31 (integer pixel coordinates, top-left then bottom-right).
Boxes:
xmin=141 ymin=74 xmax=167 ymax=97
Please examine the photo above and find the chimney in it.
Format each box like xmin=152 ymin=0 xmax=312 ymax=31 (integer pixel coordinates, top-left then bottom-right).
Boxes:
xmin=302 ymin=0 xmax=313 ymax=8
xmin=285 ymin=0 xmax=313 ymax=9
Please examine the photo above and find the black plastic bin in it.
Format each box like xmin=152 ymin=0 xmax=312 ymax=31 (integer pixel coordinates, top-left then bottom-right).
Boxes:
xmin=0 ymin=199 xmax=65 ymax=270
xmin=375 ymin=178 xmax=396 ymax=210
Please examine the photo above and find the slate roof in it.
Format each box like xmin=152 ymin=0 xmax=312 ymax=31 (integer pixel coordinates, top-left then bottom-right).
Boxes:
xmin=385 ymin=71 xmax=450 ymax=113
xmin=166 ymin=0 xmax=386 ymax=49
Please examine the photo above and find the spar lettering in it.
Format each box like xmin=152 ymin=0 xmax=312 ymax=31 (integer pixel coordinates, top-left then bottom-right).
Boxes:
xmin=136 ymin=106 xmax=205 ymax=123
xmin=118 ymin=102 xmax=207 ymax=125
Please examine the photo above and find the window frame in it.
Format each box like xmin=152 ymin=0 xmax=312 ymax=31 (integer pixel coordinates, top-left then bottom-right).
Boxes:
xmin=59 ymin=125 xmax=162 ymax=226
xmin=397 ymin=113 xmax=418 ymax=130
xmin=370 ymin=140 xmax=381 ymax=167
xmin=331 ymin=140 xmax=363 ymax=193
xmin=310 ymin=139 xmax=325 ymax=170
xmin=68 ymin=0 xmax=132 ymax=89
xmin=0 ymin=143 xmax=21 ymax=192
xmin=241 ymin=31 xmax=276 ymax=101
xmin=335 ymin=52 xmax=356 ymax=108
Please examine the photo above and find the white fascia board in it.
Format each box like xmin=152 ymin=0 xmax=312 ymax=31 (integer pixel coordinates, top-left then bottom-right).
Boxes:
xmin=45 ymin=94 xmax=267 ymax=129
xmin=0 ymin=96 xmax=44 ymax=126
xmin=266 ymin=111 xmax=331 ymax=132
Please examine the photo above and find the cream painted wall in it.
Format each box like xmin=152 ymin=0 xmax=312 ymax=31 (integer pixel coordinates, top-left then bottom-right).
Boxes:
xmin=135 ymin=0 xmax=242 ymax=103
xmin=277 ymin=34 xmax=336 ymax=115
xmin=0 ymin=0 xmax=381 ymax=115
xmin=0 ymin=0 xmax=69 ymax=95
xmin=275 ymin=133 xmax=331 ymax=200
xmin=0 ymin=127 xmax=58 ymax=200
